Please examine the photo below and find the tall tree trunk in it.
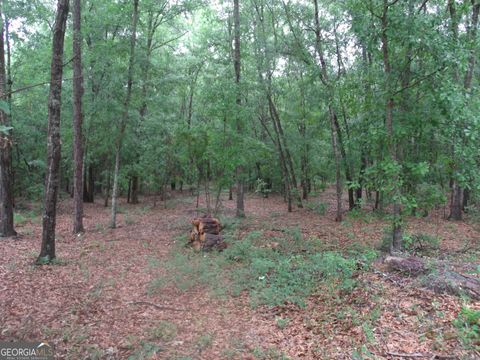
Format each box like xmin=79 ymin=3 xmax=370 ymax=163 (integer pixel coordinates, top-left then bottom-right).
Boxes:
xmin=0 ymin=2 xmax=16 ymax=237
xmin=37 ymin=0 xmax=69 ymax=263
xmin=83 ymin=164 xmax=94 ymax=202
xmin=127 ymin=178 xmax=132 ymax=203
xmin=333 ymin=113 xmax=354 ymax=210
xmin=131 ymin=176 xmax=139 ymax=204
xmin=72 ymin=0 xmax=84 ymax=233
xmin=448 ymin=0 xmax=479 ymax=220
xmin=381 ymin=0 xmax=402 ymax=253
xmin=330 ymin=107 xmax=343 ymax=221
xmin=110 ymin=0 xmax=139 ymax=228
xmin=233 ymin=0 xmax=245 ymax=218
xmin=313 ymin=0 xmax=342 ymax=220
xmin=104 ymin=171 xmax=110 ymax=207
xmin=449 ymin=181 xmax=463 ymax=220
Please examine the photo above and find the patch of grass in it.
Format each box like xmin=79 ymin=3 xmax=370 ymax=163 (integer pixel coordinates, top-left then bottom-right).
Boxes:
xmin=149 ymin=320 xmax=177 ymax=341
xmin=252 ymin=346 xmax=291 ymax=359
xmin=128 ymin=341 xmax=162 ymax=360
xmin=305 ymin=201 xmax=327 ymax=215
xmin=403 ymin=233 xmax=440 ymax=255
xmin=195 ymin=332 xmax=214 ymax=353
xmin=275 ymin=317 xmax=290 ymax=329
xmin=453 ymin=306 xmax=480 ymax=350
xmin=153 ymin=229 xmax=372 ymax=309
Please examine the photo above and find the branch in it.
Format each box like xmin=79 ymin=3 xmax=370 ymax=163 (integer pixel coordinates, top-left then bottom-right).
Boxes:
xmin=385 ymin=352 xmax=428 ymax=358
xmin=151 ymin=31 xmax=189 ymax=52
xmin=417 ymin=0 xmax=429 ymax=13
xmin=5 ymin=78 xmax=74 ymax=97
xmin=392 ymin=67 xmax=446 ymax=96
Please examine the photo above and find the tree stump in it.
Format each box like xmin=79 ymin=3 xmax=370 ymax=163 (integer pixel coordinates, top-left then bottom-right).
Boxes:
xmin=189 ymin=215 xmax=226 ymax=251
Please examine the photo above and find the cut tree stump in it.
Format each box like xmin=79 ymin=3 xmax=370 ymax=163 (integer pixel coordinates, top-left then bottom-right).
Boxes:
xmin=383 ymin=255 xmax=480 ymax=300
xmin=189 ymin=215 xmax=226 ymax=251
xmin=201 ymin=233 xmax=227 ymax=252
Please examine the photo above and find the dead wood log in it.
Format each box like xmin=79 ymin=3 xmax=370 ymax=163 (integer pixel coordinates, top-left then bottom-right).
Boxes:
xmin=384 ymin=256 xmax=480 ymax=300
xmin=427 ymin=271 xmax=480 ymax=300
xmin=384 ymin=256 xmax=427 ymax=275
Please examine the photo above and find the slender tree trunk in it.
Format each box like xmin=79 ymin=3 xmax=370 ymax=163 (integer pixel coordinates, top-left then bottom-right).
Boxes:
xmin=329 ymin=107 xmax=343 ymax=221
xmin=37 ymin=0 xmax=69 ymax=262
xmin=127 ymin=178 xmax=131 ymax=203
xmin=333 ymin=112 xmax=354 ymax=210
xmin=131 ymin=176 xmax=139 ymax=204
xmin=83 ymin=164 xmax=94 ymax=202
xmin=104 ymin=171 xmax=110 ymax=207
xmin=0 ymin=2 xmax=15 ymax=237
xmin=448 ymin=1 xmax=479 ymax=220
xmin=233 ymin=0 xmax=245 ymax=217
xmin=381 ymin=0 xmax=402 ymax=252
xmin=72 ymin=0 xmax=84 ymax=233
xmin=110 ymin=0 xmax=139 ymax=228
xmin=110 ymin=145 xmax=121 ymax=227
xmin=313 ymin=0 xmax=342 ymax=220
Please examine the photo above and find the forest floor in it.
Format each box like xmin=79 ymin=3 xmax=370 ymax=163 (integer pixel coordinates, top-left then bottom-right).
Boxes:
xmin=1 ymin=189 xmax=479 ymax=359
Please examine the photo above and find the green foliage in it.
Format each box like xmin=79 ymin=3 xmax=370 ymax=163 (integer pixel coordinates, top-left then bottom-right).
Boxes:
xmin=255 ymin=178 xmax=271 ymax=198
xmin=402 ymin=233 xmax=440 ymax=255
xmin=252 ymin=347 xmax=291 ymax=360
xmin=151 ymin=229 xmax=371 ymax=308
xmin=414 ymin=183 xmax=447 ymax=215
xmin=127 ymin=342 xmax=162 ymax=360
xmin=305 ymin=201 xmax=328 ymax=215
xmin=149 ymin=321 xmax=177 ymax=342
xmin=453 ymin=306 xmax=480 ymax=350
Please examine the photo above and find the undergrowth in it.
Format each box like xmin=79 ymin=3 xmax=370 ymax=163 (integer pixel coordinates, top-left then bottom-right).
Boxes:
xmin=150 ymin=226 xmax=376 ymax=308
xmin=453 ymin=306 xmax=480 ymax=350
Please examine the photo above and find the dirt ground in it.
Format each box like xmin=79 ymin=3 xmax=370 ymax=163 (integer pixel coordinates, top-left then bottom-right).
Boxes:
xmin=0 ymin=189 xmax=479 ymax=359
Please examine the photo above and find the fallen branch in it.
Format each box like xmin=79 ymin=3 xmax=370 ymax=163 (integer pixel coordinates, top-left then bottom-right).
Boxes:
xmin=385 ymin=352 xmax=428 ymax=358
xmin=127 ymin=301 xmax=186 ymax=312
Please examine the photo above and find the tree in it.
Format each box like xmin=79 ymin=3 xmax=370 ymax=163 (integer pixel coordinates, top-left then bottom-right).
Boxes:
xmin=37 ymin=0 xmax=69 ymax=263
xmin=0 ymin=0 xmax=16 ymax=238
xmin=110 ymin=0 xmax=139 ymax=229
xmin=233 ymin=0 xmax=245 ymax=218
xmin=72 ymin=0 xmax=84 ymax=233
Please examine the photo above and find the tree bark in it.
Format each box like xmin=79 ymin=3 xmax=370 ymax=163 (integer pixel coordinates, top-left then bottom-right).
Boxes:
xmin=110 ymin=0 xmax=139 ymax=228
xmin=330 ymin=108 xmax=343 ymax=221
xmin=0 ymin=2 xmax=16 ymax=238
xmin=449 ymin=181 xmax=463 ymax=220
xmin=72 ymin=0 xmax=84 ymax=233
xmin=104 ymin=171 xmax=110 ymax=207
xmin=313 ymin=0 xmax=341 ymax=220
xmin=83 ymin=164 xmax=94 ymax=202
xmin=448 ymin=1 xmax=479 ymax=221
xmin=37 ymin=0 xmax=69 ymax=263
xmin=233 ymin=0 xmax=245 ymax=218
xmin=381 ymin=0 xmax=402 ymax=252
xmin=131 ymin=176 xmax=139 ymax=204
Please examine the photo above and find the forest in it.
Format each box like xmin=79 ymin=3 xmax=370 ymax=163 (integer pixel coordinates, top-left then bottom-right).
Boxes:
xmin=0 ymin=0 xmax=480 ymax=358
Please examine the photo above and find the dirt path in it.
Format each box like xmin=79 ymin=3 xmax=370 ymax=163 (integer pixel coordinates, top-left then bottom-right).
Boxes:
xmin=1 ymin=191 xmax=479 ymax=359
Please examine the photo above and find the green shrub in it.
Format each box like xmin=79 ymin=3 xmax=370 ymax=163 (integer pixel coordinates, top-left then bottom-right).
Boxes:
xmin=154 ymin=230 xmax=370 ymax=309
xmin=402 ymin=233 xmax=440 ymax=254
xmin=305 ymin=201 xmax=328 ymax=215
xmin=453 ymin=306 xmax=480 ymax=349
